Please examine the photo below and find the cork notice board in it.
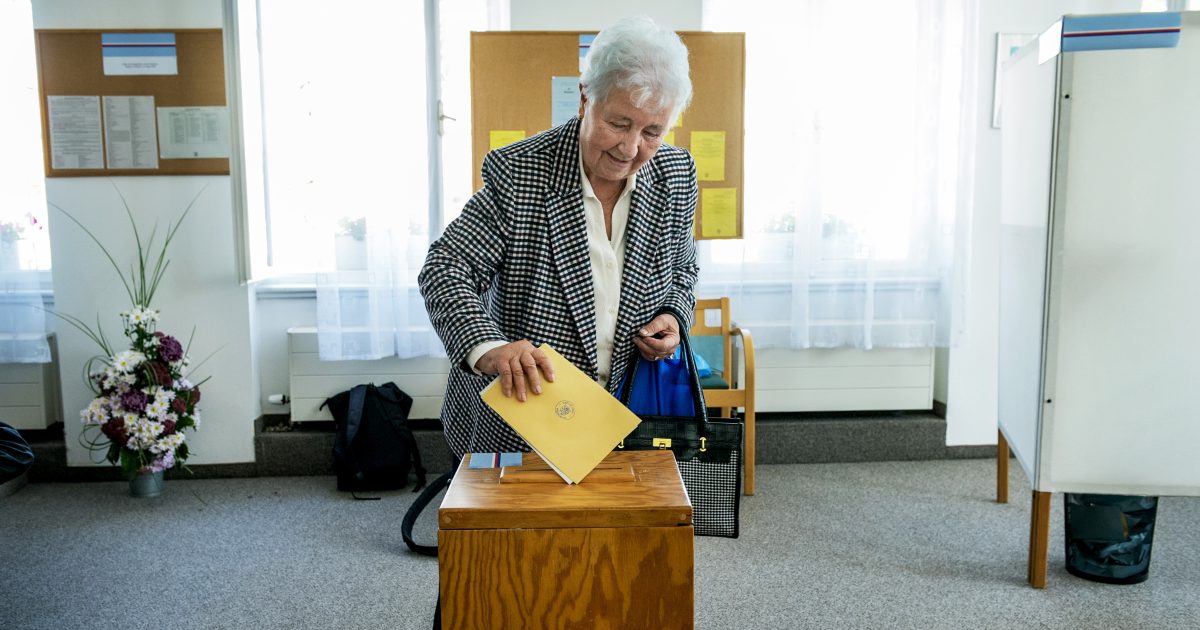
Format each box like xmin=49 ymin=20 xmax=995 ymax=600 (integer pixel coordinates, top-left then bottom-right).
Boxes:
xmin=35 ymin=29 xmax=229 ymax=177
xmin=471 ymin=32 xmax=745 ymax=239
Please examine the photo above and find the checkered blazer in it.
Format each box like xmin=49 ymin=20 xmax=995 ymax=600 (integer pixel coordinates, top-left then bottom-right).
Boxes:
xmin=419 ymin=116 xmax=700 ymax=458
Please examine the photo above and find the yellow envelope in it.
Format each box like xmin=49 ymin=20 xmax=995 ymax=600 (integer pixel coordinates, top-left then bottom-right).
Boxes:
xmin=480 ymin=344 xmax=641 ymax=484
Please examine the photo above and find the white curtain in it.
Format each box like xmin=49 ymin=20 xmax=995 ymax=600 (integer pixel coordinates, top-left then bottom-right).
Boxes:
xmin=249 ymin=0 xmax=442 ymax=360
xmin=0 ymin=257 xmax=50 ymax=364
xmin=0 ymin=0 xmax=51 ymax=363
xmin=699 ymin=0 xmax=978 ymax=349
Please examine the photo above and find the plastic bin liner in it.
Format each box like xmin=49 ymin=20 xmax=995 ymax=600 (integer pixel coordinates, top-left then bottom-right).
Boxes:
xmin=1064 ymin=493 xmax=1158 ymax=584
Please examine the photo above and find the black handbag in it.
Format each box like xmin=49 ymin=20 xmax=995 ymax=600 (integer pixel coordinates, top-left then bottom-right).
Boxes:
xmin=617 ymin=323 xmax=743 ymax=538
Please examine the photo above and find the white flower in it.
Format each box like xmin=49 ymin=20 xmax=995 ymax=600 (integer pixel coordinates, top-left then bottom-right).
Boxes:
xmin=102 ymin=367 xmax=121 ymax=386
xmin=155 ymin=388 xmax=176 ymax=404
xmin=174 ymin=378 xmax=194 ymax=390
xmin=152 ymin=432 xmax=185 ymax=454
xmin=127 ymin=417 xmax=164 ymax=446
xmin=145 ymin=399 xmax=168 ymax=420
xmin=112 ymin=350 xmax=146 ymax=373
xmin=87 ymin=398 xmax=112 ymax=424
xmin=80 ymin=397 xmax=112 ymax=425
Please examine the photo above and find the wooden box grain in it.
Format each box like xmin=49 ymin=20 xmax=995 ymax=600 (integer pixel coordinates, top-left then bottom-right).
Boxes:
xmin=438 ymin=450 xmax=694 ymax=629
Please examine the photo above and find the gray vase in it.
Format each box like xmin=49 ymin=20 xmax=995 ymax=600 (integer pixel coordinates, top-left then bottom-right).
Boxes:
xmin=128 ymin=470 xmax=164 ymax=498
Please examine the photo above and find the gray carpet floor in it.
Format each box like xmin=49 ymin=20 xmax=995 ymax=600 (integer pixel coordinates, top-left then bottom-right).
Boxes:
xmin=2 ymin=458 xmax=1198 ymax=629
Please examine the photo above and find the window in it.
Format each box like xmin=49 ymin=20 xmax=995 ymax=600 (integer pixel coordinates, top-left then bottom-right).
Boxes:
xmin=235 ymin=0 xmax=501 ymax=359
xmin=237 ymin=0 xmax=430 ymax=280
xmin=0 ymin=0 xmax=52 ymax=363
xmin=236 ymin=0 xmax=498 ymax=282
xmin=698 ymin=0 xmax=974 ymax=348
xmin=0 ymin=0 xmax=52 ymax=274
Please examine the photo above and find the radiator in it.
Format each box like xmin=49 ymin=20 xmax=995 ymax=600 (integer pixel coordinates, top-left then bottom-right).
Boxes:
xmin=753 ymin=347 xmax=934 ymax=412
xmin=287 ymin=327 xmax=449 ymax=422
xmin=286 ymin=328 xmax=934 ymax=422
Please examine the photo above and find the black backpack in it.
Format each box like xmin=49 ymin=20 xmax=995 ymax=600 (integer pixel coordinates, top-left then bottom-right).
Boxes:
xmin=321 ymin=382 xmax=427 ymax=495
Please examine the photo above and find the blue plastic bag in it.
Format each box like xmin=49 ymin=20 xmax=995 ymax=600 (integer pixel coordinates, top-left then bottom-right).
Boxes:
xmin=617 ymin=346 xmax=697 ymax=417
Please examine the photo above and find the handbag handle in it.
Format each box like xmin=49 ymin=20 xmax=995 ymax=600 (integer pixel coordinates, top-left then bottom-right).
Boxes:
xmin=618 ymin=309 xmax=710 ymax=425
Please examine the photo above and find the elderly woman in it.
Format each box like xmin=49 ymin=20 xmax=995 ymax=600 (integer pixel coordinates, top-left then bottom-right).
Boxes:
xmin=419 ymin=16 xmax=698 ymax=458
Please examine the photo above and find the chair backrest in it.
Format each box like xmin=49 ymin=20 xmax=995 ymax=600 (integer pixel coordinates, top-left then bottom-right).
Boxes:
xmin=690 ymin=297 xmax=733 ymax=381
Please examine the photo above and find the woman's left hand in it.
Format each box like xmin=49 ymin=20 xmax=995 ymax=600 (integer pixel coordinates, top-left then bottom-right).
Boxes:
xmin=633 ymin=313 xmax=681 ymax=361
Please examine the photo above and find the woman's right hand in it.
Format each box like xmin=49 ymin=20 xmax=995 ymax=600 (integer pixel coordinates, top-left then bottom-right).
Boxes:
xmin=475 ymin=340 xmax=556 ymax=402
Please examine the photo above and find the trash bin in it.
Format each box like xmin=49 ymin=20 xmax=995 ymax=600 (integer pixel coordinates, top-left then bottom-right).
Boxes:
xmin=1064 ymin=493 xmax=1158 ymax=584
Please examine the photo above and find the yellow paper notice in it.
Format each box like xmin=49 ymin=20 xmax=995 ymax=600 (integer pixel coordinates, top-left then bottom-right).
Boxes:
xmin=701 ymin=188 xmax=738 ymax=238
xmin=691 ymin=131 xmax=726 ymax=181
xmin=489 ymin=130 xmax=525 ymax=151
xmin=664 ymin=130 xmax=675 ymax=145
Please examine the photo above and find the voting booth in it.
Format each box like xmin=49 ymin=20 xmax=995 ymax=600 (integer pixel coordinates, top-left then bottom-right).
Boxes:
xmin=438 ymin=450 xmax=694 ymax=628
xmin=997 ymin=11 xmax=1200 ymax=587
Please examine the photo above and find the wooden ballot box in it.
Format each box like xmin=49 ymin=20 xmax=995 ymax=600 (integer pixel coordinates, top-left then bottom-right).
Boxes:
xmin=438 ymin=450 xmax=694 ymax=629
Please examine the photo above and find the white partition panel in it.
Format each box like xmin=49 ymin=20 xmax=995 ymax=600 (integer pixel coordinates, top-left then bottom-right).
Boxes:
xmin=999 ymin=11 xmax=1200 ymax=497
xmin=1043 ymin=28 xmax=1200 ymax=495
xmin=998 ymin=44 xmax=1058 ymax=487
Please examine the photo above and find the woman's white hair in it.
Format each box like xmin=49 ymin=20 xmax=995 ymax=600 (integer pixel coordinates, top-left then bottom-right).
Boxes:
xmin=580 ymin=16 xmax=692 ymax=120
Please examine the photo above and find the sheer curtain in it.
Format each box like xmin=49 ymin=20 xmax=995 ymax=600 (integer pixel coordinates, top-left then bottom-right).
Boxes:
xmin=0 ymin=0 xmax=51 ymax=363
xmin=247 ymin=0 xmax=442 ymax=361
xmin=309 ymin=0 xmax=438 ymax=361
xmin=699 ymin=0 xmax=977 ymax=349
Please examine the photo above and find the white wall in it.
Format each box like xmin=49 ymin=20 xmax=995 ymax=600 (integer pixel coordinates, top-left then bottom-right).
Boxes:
xmin=942 ymin=0 xmax=1143 ymax=445
xmin=255 ymin=294 xmax=315 ymax=411
xmin=38 ymin=0 xmax=259 ymax=466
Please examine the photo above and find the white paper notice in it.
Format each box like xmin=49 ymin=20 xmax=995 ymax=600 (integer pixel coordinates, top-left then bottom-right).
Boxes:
xmin=47 ymin=96 xmax=104 ymax=169
xmin=103 ymin=96 xmax=159 ymax=169
xmin=157 ymin=107 xmax=230 ymax=159
xmin=551 ymin=76 xmax=580 ymax=127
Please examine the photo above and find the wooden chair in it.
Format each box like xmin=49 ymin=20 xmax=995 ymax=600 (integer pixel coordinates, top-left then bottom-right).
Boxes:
xmin=689 ymin=297 xmax=756 ymax=496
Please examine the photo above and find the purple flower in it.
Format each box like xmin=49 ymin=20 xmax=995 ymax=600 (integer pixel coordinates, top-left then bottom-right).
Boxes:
xmin=150 ymin=451 xmax=176 ymax=472
xmin=158 ymin=335 xmax=184 ymax=363
xmin=119 ymin=389 xmax=148 ymax=412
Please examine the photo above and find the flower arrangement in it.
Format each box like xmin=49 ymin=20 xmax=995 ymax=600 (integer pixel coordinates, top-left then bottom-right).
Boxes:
xmin=52 ymin=184 xmax=210 ymax=477
xmin=79 ymin=305 xmax=202 ymax=474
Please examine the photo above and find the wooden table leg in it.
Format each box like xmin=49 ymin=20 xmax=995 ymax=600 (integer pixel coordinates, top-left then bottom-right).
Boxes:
xmin=1027 ymin=490 xmax=1051 ymax=588
xmin=997 ymin=429 xmax=1009 ymax=504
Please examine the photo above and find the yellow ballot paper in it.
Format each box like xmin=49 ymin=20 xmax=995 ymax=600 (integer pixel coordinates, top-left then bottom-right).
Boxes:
xmin=480 ymin=344 xmax=641 ymax=484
